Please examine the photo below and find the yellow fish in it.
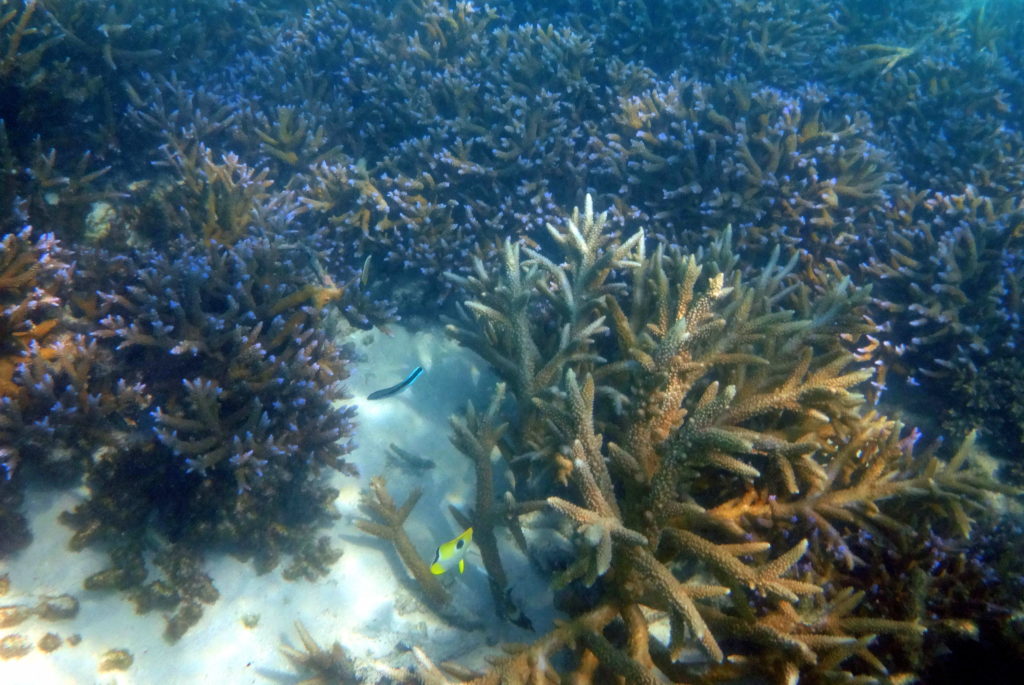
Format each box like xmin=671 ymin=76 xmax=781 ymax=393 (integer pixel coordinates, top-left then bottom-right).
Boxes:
xmin=430 ymin=527 xmax=473 ymax=575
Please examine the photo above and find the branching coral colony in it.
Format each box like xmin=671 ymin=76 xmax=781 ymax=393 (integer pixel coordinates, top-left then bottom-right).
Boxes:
xmin=425 ymin=196 xmax=1017 ymax=682
xmin=0 ymin=228 xmax=70 ymax=555
xmin=0 ymin=0 xmax=1020 ymax=678
xmin=1 ymin=228 xmax=361 ymax=640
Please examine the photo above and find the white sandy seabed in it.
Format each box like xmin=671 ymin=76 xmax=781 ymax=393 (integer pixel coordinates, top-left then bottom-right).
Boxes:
xmin=0 ymin=325 xmax=556 ymax=684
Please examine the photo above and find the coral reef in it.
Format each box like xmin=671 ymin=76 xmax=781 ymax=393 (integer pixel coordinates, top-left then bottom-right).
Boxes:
xmin=864 ymin=186 xmax=1024 ymax=455
xmin=0 ymin=227 xmax=69 ymax=439
xmin=1 ymin=0 xmax=1022 ymax=679
xmin=0 ymin=227 xmax=71 ymax=555
xmin=434 ymin=196 xmax=1016 ymax=681
xmin=51 ymin=234 xmax=358 ymax=628
xmin=591 ymin=79 xmax=895 ymax=262
xmin=2 ymin=228 xmax=362 ymax=637
xmin=355 ymin=477 xmax=450 ymax=613
xmin=0 ymin=0 xmax=258 ymax=237
xmin=354 ymin=476 xmax=483 ymax=631
xmin=834 ymin=1 xmax=1024 ymax=198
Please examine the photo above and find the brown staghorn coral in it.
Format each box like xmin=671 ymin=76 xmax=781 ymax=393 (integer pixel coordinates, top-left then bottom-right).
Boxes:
xmin=443 ymin=195 xmax=642 ymax=438
xmin=355 ymin=476 xmax=450 ymax=612
xmin=354 ymin=476 xmax=481 ymax=632
xmin=435 ymin=195 xmax=1016 ymax=682
xmin=149 ymin=143 xmax=279 ymax=246
xmin=1 ymin=230 xmax=361 ymax=640
xmin=280 ymin=620 xmax=361 ymax=685
xmin=0 ymin=227 xmax=71 ymax=555
xmin=0 ymin=228 xmax=67 ymax=401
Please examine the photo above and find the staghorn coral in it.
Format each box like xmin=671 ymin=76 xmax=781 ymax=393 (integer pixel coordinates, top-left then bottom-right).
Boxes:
xmin=32 ymin=0 xmax=259 ymax=76
xmin=16 ymin=142 xmax=119 ymax=241
xmin=501 ymin=0 xmax=842 ymax=85
xmin=117 ymin=69 xmax=397 ymax=327
xmin=0 ymin=0 xmax=58 ymax=81
xmin=0 ymin=0 xmax=258 ymax=235
xmin=0 ymin=229 xmax=361 ymax=638
xmin=797 ymin=8 xmax=1024 ymax=287
xmin=862 ymin=186 xmax=1024 ymax=455
xmin=826 ymin=509 xmax=1024 ymax=679
xmin=444 ymin=197 xmax=640 ymax=409
xmin=280 ymin=620 xmax=361 ymax=685
xmin=0 ymin=227 xmax=68 ymax=407
xmin=0 ymin=0 xmax=1021 ymax=679
xmin=142 ymin=143 xmax=280 ymax=247
xmin=2 ymin=329 xmax=151 ymax=544
xmin=69 ymin=0 xmax=1016 ymax=319
xmin=252 ymin=105 xmax=339 ymax=171
xmin=0 ymin=226 xmax=71 ymax=556
xmin=590 ymin=77 xmax=895 ymax=263
xmin=355 ymin=476 xmax=450 ymax=612
xmin=2 ymin=0 xmax=1018 ymax=309
xmin=117 ymin=132 xmax=396 ymax=329
xmin=297 ymin=155 xmax=473 ymax=307
xmin=151 ymin=0 xmax=627 ymax=306
xmin=354 ymin=476 xmax=482 ymax=631
xmin=65 ymin=232 xmax=357 ymax=556
xmin=436 ymin=196 xmax=1016 ymax=682
xmin=832 ymin=1 xmax=1024 ymax=198
xmin=447 ymin=384 xmax=546 ymax=629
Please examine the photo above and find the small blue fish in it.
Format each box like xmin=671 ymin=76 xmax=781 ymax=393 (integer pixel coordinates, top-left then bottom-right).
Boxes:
xmin=430 ymin=527 xmax=473 ymax=575
xmin=367 ymin=366 xmax=424 ymax=400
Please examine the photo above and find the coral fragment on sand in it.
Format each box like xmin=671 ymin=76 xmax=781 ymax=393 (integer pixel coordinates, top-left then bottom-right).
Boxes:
xmin=98 ymin=648 xmax=133 ymax=672
xmin=37 ymin=632 xmax=62 ymax=652
xmin=280 ymin=621 xmax=359 ymax=685
xmin=443 ymin=195 xmax=1019 ymax=681
xmin=0 ymin=633 xmax=31 ymax=659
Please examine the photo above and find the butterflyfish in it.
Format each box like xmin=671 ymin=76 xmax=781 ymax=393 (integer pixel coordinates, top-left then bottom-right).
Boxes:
xmin=367 ymin=366 xmax=424 ymax=400
xmin=430 ymin=527 xmax=473 ymax=575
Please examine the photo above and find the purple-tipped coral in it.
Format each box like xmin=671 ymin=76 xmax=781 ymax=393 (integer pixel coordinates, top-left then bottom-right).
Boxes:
xmin=59 ymin=233 xmax=357 ymax=568
xmin=863 ymin=187 xmax=1024 ymax=456
xmin=0 ymin=226 xmax=71 ymax=555
xmin=591 ymin=78 xmax=894 ymax=262
xmin=0 ymin=230 xmax=358 ymax=638
xmin=0 ymin=0 xmax=1021 ymax=674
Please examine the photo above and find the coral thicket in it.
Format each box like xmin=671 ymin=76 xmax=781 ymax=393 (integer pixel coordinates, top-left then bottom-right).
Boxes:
xmin=1 ymin=0 xmax=1022 ymax=675
xmin=436 ymin=196 xmax=1015 ymax=682
xmin=0 ymin=227 xmax=70 ymax=555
